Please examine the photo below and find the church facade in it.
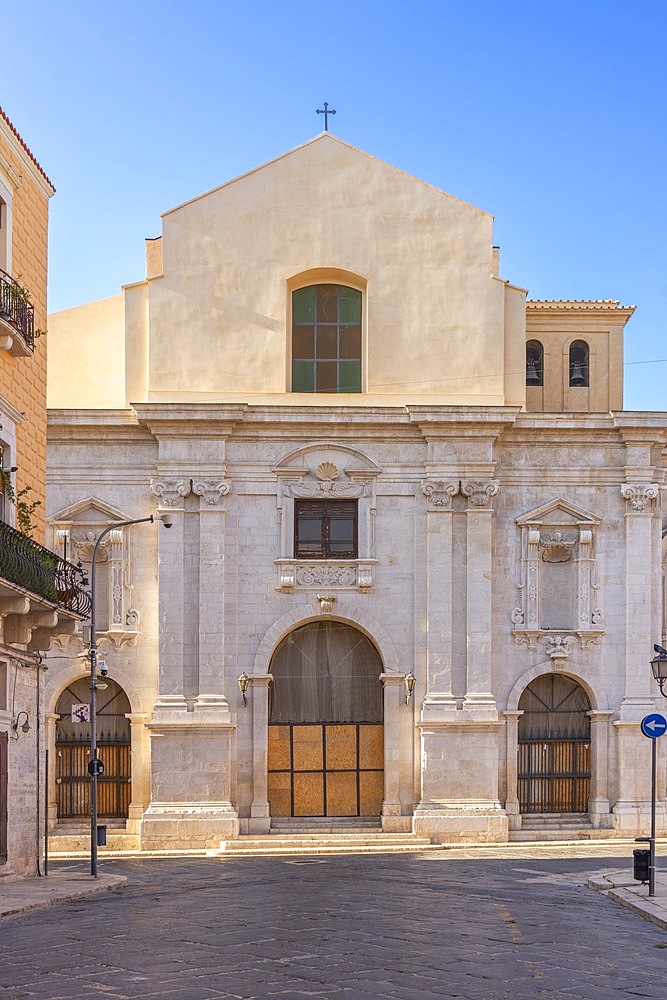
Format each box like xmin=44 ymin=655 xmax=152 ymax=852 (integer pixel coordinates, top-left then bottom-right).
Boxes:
xmin=45 ymin=134 xmax=667 ymax=848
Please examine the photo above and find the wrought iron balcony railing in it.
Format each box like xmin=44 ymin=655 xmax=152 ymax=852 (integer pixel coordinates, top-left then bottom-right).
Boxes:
xmin=0 ymin=520 xmax=91 ymax=618
xmin=0 ymin=268 xmax=35 ymax=352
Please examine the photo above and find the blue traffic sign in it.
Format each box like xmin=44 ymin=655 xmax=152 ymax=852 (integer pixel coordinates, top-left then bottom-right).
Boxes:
xmin=641 ymin=713 xmax=667 ymax=739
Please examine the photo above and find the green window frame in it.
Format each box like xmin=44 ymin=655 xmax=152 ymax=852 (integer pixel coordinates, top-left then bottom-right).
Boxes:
xmin=292 ymin=284 xmax=362 ymax=393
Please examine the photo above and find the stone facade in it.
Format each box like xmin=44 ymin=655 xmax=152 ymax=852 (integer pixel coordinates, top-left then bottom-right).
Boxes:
xmin=45 ymin=135 xmax=667 ymax=848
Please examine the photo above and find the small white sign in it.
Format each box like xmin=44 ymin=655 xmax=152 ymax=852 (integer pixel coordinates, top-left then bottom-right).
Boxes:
xmin=71 ymin=703 xmax=90 ymax=724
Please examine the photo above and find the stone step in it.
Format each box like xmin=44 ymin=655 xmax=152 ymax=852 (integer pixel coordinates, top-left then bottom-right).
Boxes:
xmin=270 ymin=823 xmax=383 ymax=834
xmin=218 ymin=834 xmax=434 ymax=855
xmin=48 ymin=832 xmax=140 ymax=853
xmin=270 ymin=817 xmax=381 ymax=827
xmin=520 ymin=814 xmax=591 ymax=829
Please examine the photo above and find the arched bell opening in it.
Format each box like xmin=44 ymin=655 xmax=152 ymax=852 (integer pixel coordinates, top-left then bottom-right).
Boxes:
xmin=267 ymin=620 xmax=384 ymax=818
xmin=54 ymin=677 xmax=131 ymax=821
xmin=517 ymin=673 xmax=591 ymax=814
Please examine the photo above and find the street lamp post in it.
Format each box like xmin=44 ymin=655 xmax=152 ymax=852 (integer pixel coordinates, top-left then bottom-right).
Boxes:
xmin=640 ymin=644 xmax=667 ymax=897
xmin=88 ymin=513 xmax=172 ymax=877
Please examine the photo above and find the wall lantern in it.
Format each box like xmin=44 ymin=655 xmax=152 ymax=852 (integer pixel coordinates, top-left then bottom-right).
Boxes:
xmin=651 ymin=644 xmax=667 ymax=696
xmin=404 ymin=670 xmax=416 ymax=705
xmin=238 ymin=671 xmax=250 ymax=707
xmin=11 ymin=711 xmax=30 ymax=739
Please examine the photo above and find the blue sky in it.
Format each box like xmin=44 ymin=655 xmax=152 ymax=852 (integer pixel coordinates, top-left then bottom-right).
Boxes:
xmin=2 ymin=0 xmax=666 ymax=409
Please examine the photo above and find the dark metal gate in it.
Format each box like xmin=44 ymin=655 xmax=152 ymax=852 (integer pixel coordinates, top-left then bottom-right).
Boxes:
xmin=56 ymin=739 xmax=131 ymax=819
xmin=518 ymin=738 xmax=591 ymax=813
xmin=517 ymin=673 xmax=591 ymax=814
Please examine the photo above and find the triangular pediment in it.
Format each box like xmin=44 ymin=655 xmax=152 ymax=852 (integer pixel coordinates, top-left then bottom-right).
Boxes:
xmin=163 ymin=133 xmax=489 ymax=221
xmin=516 ymin=498 xmax=602 ymax=527
xmin=48 ymin=497 xmax=134 ymax=525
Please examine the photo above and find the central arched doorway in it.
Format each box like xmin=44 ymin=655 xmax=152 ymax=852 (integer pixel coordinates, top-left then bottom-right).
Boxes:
xmin=267 ymin=621 xmax=384 ymax=818
xmin=55 ymin=677 xmax=131 ymax=820
xmin=518 ymin=673 xmax=591 ymax=814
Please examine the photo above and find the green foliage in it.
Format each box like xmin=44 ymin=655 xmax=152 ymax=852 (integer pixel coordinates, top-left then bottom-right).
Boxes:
xmin=1 ymin=470 xmax=42 ymax=537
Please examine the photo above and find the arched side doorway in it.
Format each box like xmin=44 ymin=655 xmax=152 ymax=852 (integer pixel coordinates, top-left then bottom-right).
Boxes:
xmin=55 ymin=678 xmax=131 ymax=820
xmin=268 ymin=621 xmax=384 ymax=818
xmin=518 ymin=674 xmax=591 ymax=814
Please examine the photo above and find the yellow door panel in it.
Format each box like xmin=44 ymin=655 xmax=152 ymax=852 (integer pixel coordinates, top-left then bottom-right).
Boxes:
xmin=292 ymin=726 xmax=324 ymax=771
xmin=293 ymin=772 xmax=324 ymax=816
xmin=325 ymin=725 xmax=357 ymax=769
xmin=326 ymin=771 xmax=358 ymax=816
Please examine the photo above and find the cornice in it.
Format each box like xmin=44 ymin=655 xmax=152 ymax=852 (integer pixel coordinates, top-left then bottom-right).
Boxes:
xmin=0 ymin=106 xmax=55 ymax=196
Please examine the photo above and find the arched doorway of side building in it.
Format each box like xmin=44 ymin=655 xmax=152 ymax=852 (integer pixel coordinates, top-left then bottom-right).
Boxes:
xmin=518 ymin=673 xmax=591 ymax=815
xmin=267 ymin=621 xmax=384 ymax=819
xmin=55 ymin=677 xmax=131 ymax=821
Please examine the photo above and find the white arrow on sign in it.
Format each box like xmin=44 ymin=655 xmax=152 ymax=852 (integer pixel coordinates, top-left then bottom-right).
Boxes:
xmin=646 ymin=718 xmax=667 ymax=733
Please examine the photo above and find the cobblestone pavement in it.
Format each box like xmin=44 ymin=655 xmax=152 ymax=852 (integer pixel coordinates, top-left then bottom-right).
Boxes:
xmin=1 ymin=847 xmax=667 ymax=999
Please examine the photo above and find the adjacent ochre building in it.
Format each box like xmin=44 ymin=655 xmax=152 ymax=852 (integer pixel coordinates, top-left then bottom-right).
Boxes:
xmin=45 ymin=134 xmax=667 ymax=849
xmin=1 ymin=107 xmax=88 ymax=878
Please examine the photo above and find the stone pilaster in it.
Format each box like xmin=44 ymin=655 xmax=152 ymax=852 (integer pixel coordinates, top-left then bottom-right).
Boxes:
xmin=503 ymin=711 xmax=523 ymax=830
xmin=125 ymin=712 xmax=150 ymax=833
xmin=587 ymin=710 xmax=613 ymax=828
xmin=461 ymin=480 xmax=498 ymax=717
xmin=380 ymin=673 xmax=404 ymax=830
xmin=420 ymin=480 xmax=458 ymax=719
xmin=619 ymin=483 xmax=660 ymax=717
xmin=150 ymin=480 xmax=190 ymax=714
xmin=193 ymin=478 xmax=231 ymax=713
xmin=248 ymin=675 xmax=272 ymax=834
xmin=45 ymin=712 xmax=59 ymax=830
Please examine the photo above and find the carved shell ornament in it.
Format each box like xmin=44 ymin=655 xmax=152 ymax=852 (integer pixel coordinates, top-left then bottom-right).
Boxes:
xmin=316 ymin=462 xmax=339 ymax=481
xmin=540 ymin=532 xmax=575 ymax=563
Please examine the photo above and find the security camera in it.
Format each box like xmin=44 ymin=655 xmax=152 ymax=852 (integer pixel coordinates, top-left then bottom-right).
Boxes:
xmin=157 ymin=512 xmax=174 ymax=529
xmin=99 ymin=660 xmax=109 ymax=676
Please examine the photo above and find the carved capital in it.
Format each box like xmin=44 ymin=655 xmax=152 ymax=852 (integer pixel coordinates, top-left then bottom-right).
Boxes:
xmin=150 ymin=479 xmax=191 ymax=507
xmin=461 ymin=480 xmax=499 ymax=507
xmin=421 ymin=479 xmax=459 ymax=508
xmin=192 ymin=479 xmax=232 ymax=505
xmin=621 ymin=483 xmax=659 ymax=512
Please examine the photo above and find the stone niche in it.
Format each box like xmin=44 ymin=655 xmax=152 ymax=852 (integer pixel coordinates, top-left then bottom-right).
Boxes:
xmin=512 ymin=498 xmax=603 ymax=651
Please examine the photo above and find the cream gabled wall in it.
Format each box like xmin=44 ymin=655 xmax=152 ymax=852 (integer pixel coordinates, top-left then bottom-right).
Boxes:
xmin=148 ymin=134 xmax=510 ymax=403
xmin=48 ymin=135 xmax=527 ymax=410
xmin=47 ymin=294 xmax=126 ymax=409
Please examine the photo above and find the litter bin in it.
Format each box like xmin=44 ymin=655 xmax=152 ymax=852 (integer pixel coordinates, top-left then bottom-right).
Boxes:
xmin=633 ymin=848 xmax=650 ymax=882
xmin=96 ymin=825 xmax=107 ymax=847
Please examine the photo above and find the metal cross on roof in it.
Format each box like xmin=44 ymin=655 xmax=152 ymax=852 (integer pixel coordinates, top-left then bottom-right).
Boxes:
xmin=316 ymin=102 xmax=336 ymax=131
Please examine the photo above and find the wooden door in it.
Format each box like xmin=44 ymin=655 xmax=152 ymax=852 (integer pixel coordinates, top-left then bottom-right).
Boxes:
xmin=268 ymin=723 xmax=383 ymax=817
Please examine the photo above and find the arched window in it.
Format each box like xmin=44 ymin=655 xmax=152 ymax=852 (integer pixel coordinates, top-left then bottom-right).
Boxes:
xmin=569 ymin=340 xmax=589 ymax=387
xmin=526 ymin=340 xmax=544 ymax=386
xmin=292 ymin=284 xmax=362 ymax=392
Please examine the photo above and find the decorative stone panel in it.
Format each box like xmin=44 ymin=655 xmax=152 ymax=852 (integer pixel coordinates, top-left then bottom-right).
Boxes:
xmin=273 ymin=444 xmax=381 ymax=593
xmin=513 ymin=498 xmax=603 ymax=650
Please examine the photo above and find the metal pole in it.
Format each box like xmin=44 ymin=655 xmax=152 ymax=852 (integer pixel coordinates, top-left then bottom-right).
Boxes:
xmin=44 ymin=748 xmax=49 ymax=876
xmin=650 ymin=736 xmax=657 ymax=897
xmin=89 ymin=515 xmax=157 ymax=878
